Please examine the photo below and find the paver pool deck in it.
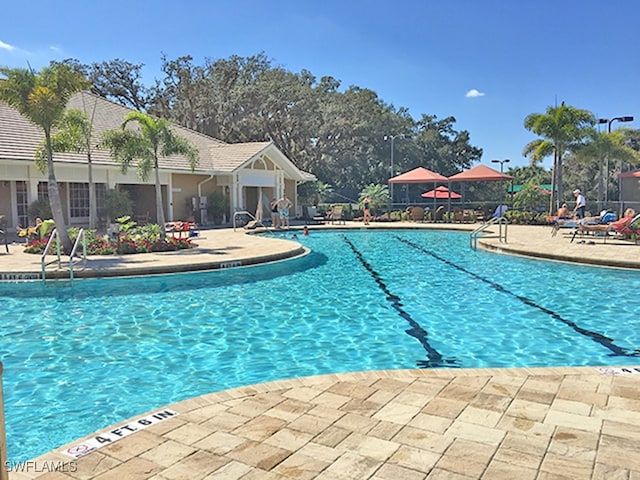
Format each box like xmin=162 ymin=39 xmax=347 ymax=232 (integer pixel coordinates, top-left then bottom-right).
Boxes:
xmin=2 ymin=222 xmax=639 ymax=479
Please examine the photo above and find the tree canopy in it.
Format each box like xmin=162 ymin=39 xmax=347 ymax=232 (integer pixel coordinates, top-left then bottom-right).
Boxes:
xmin=74 ymin=53 xmax=483 ymax=202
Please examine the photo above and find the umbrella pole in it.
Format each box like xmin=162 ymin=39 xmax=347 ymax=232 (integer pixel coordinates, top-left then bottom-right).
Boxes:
xmin=432 ymin=182 xmax=436 ymax=222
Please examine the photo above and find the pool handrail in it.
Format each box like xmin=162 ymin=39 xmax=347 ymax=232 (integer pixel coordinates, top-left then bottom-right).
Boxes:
xmin=41 ymin=228 xmax=62 ymax=280
xmin=69 ymin=228 xmax=87 ymax=281
xmin=40 ymin=228 xmax=87 ymax=282
xmin=471 ymin=216 xmax=508 ymax=249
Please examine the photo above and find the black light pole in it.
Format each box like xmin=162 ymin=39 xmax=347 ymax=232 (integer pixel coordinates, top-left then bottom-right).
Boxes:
xmin=384 ymin=134 xmax=409 ymax=207
xmin=491 ymin=158 xmax=510 ymax=174
xmin=492 ymin=159 xmax=510 ymax=203
xmin=601 ymin=116 xmax=634 ymax=203
xmin=595 ymin=118 xmax=608 ymax=210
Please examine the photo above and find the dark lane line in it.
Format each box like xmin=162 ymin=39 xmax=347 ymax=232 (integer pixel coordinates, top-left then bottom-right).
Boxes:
xmin=396 ymin=235 xmax=638 ymax=358
xmin=341 ymin=235 xmax=458 ymax=368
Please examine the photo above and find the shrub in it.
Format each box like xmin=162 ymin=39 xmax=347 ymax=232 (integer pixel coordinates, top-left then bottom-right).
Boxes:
xmin=21 ymin=225 xmax=194 ymax=255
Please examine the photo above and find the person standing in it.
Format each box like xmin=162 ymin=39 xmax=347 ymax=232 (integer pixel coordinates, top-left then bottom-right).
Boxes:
xmin=363 ymin=195 xmax=372 ymax=225
xmin=278 ymin=193 xmax=292 ymax=229
xmin=270 ymin=197 xmax=279 ymax=229
xmin=573 ymin=189 xmax=586 ymax=219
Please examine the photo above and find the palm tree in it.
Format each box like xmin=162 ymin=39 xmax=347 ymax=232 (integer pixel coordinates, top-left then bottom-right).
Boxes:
xmin=359 ymin=183 xmax=390 ymax=213
xmin=523 ymin=102 xmax=594 ymax=213
xmin=574 ymin=129 xmax=639 ymax=208
xmin=102 ymin=111 xmax=199 ymax=237
xmin=36 ymin=107 xmax=99 ymax=228
xmin=0 ymin=63 xmax=90 ymax=252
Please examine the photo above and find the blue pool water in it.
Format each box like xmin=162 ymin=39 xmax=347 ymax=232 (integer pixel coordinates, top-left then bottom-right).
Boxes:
xmin=2 ymin=229 xmax=640 ymax=461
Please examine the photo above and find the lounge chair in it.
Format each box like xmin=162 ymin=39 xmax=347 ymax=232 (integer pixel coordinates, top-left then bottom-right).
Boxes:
xmin=492 ymin=205 xmax=508 ymax=218
xmin=330 ymin=205 xmax=346 ymax=224
xmin=570 ymin=212 xmax=637 ymax=243
xmin=613 ymin=213 xmax=640 ymax=243
xmin=305 ymin=206 xmax=324 ymax=225
xmin=434 ymin=206 xmax=446 ymax=222
xmin=165 ymin=219 xmax=198 ymax=238
xmin=553 ymin=211 xmax=614 ymax=237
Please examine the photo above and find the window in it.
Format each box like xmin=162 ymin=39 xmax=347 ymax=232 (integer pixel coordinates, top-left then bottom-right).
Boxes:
xmin=69 ymin=183 xmax=89 ymax=219
xmin=37 ymin=182 xmax=48 ymax=203
xmin=16 ymin=181 xmax=28 ymax=227
xmin=69 ymin=183 xmax=107 ymax=222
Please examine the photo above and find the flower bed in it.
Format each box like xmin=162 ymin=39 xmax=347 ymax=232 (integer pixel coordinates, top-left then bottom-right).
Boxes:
xmin=22 ymin=228 xmax=194 ymax=255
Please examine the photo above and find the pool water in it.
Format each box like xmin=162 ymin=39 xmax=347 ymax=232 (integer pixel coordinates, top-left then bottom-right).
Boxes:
xmin=2 ymin=229 xmax=639 ymax=461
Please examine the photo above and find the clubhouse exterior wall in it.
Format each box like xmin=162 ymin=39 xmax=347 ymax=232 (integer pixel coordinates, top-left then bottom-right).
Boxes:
xmin=0 ymin=92 xmax=313 ymax=231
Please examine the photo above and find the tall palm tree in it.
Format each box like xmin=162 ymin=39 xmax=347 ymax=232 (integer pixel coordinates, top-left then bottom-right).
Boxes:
xmin=37 ymin=107 xmax=99 ymax=228
xmin=102 ymin=111 xmax=199 ymax=237
xmin=523 ymin=102 xmax=594 ymax=213
xmin=0 ymin=63 xmax=90 ymax=252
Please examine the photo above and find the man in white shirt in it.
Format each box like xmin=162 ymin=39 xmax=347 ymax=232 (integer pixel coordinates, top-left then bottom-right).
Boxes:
xmin=573 ymin=189 xmax=586 ymax=219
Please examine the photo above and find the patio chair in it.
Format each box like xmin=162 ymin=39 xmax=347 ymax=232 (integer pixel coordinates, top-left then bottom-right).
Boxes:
xmin=136 ymin=211 xmax=150 ymax=225
xmin=408 ymin=206 xmax=424 ymax=222
xmin=330 ymin=205 xmax=346 ymax=224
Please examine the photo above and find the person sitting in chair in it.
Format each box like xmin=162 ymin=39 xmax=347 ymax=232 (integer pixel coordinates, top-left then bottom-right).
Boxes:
xmin=577 ymin=208 xmax=635 ymax=234
xmin=17 ymin=218 xmax=54 ymax=241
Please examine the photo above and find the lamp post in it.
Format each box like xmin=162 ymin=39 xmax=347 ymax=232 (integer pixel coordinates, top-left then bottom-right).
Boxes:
xmin=600 ymin=116 xmax=634 ymax=203
xmin=491 ymin=159 xmax=510 ymax=203
xmin=491 ymin=158 xmax=510 ymax=174
xmin=384 ymin=134 xmax=409 ymax=206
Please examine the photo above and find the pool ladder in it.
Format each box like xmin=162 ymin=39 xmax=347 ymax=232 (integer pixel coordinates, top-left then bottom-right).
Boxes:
xmin=40 ymin=228 xmax=87 ymax=282
xmin=470 ymin=217 xmax=508 ymax=250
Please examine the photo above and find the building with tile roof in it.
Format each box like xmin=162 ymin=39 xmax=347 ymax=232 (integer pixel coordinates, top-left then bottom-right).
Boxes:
xmin=0 ymin=91 xmax=314 ymax=230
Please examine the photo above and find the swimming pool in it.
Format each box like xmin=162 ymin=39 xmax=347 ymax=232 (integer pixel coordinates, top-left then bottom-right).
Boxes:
xmin=3 ymin=229 xmax=640 ymax=461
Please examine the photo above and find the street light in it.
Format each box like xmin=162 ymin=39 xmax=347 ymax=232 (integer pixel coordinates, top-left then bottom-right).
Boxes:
xmin=491 ymin=158 xmax=510 ymax=174
xmin=608 ymin=116 xmax=634 ymax=133
xmin=491 ymin=159 xmax=510 ymax=202
xmin=384 ymin=134 xmax=409 ymax=205
xmin=599 ymin=116 xmax=634 ymax=203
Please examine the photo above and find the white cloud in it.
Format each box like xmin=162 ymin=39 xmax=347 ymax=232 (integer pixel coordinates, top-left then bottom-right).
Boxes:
xmin=465 ymin=89 xmax=485 ymax=98
xmin=0 ymin=40 xmax=15 ymax=51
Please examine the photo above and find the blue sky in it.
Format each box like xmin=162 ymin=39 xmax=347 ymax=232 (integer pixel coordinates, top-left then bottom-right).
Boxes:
xmin=1 ymin=0 xmax=638 ymax=169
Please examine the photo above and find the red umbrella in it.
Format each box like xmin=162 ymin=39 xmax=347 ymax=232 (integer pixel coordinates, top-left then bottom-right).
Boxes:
xmin=421 ymin=186 xmax=462 ymax=199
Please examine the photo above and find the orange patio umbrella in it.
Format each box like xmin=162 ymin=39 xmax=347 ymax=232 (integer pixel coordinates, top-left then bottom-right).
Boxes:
xmin=421 ymin=186 xmax=462 ymax=199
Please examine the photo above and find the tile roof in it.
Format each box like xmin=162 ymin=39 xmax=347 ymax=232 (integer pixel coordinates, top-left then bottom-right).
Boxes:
xmin=0 ymin=91 xmax=309 ymax=178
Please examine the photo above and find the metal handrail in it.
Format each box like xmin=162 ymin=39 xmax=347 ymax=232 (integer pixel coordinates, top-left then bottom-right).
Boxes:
xmin=69 ymin=228 xmax=87 ymax=281
xmin=41 ymin=228 xmax=61 ymax=281
xmin=470 ymin=217 xmax=508 ymax=249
